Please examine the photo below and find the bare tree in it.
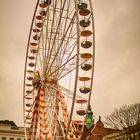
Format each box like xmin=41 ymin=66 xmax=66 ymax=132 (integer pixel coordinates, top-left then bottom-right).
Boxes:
xmin=105 ymin=103 xmax=140 ymax=139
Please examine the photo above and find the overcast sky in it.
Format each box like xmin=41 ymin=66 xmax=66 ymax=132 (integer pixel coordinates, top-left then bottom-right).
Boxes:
xmin=0 ymin=0 xmax=140 ymax=126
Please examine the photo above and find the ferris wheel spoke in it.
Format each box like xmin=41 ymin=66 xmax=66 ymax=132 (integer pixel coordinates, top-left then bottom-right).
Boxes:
xmin=56 ymin=20 xmax=77 ymax=70
xmin=62 ymin=0 xmax=71 ymax=33
xmin=45 ymin=0 xmax=67 ymax=70
xmin=46 ymin=54 xmax=77 ymax=79
xmin=38 ymin=39 xmax=77 ymax=74
xmin=58 ymin=84 xmax=86 ymax=100
xmin=45 ymin=10 xmax=76 ymax=65
xmin=45 ymin=13 xmax=78 ymax=79
xmin=45 ymin=0 xmax=59 ymax=60
xmin=45 ymin=12 xmax=76 ymax=77
xmin=36 ymin=46 xmax=43 ymax=72
xmin=45 ymin=83 xmax=85 ymax=100
xmin=43 ymin=3 xmax=50 ymax=57
xmin=45 ymin=55 xmax=92 ymax=83
xmin=58 ymin=57 xmax=92 ymax=80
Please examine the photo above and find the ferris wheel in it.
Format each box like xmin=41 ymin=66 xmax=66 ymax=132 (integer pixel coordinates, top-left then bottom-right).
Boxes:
xmin=23 ymin=0 xmax=95 ymax=139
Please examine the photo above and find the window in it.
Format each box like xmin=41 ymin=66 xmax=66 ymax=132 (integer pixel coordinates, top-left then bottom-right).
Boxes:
xmin=17 ymin=138 xmax=21 ymax=140
xmin=2 ymin=137 xmax=6 ymax=140
xmin=10 ymin=138 xmax=14 ymax=140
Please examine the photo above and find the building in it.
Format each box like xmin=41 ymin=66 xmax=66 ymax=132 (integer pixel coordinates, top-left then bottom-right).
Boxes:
xmin=0 ymin=120 xmax=25 ymax=140
xmin=2 ymin=119 xmax=139 ymax=140
xmin=91 ymin=116 xmax=107 ymax=140
xmin=103 ymin=123 xmax=140 ymax=140
xmin=73 ymin=106 xmax=120 ymax=140
xmin=78 ymin=105 xmax=109 ymax=140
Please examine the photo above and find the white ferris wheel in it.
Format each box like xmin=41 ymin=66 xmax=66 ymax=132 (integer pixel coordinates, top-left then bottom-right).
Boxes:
xmin=23 ymin=0 xmax=95 ymax=139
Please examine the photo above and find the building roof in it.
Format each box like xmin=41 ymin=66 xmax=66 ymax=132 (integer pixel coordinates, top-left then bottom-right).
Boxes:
xmin=0 ymin=120 xmax=17 ymax=127
xmin=105 ymin=128 xmax=121 ymax=135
